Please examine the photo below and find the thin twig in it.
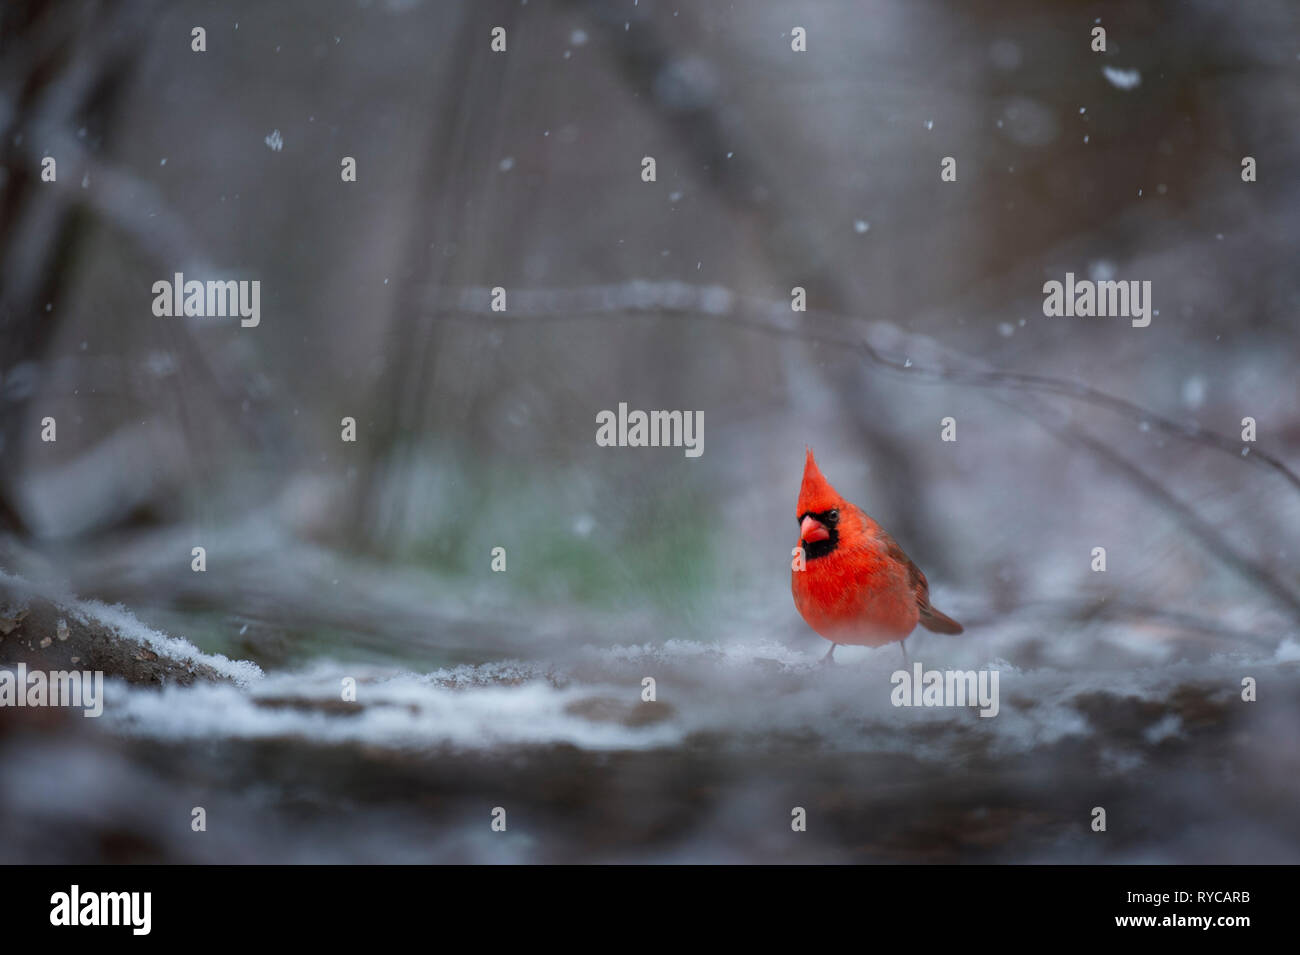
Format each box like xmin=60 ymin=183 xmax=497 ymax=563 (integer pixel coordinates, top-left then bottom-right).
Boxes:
xmin=420 ymin=282 xmax=1300 ymax=494
xmin=994 ymin=392 xmax=1300 ymax=622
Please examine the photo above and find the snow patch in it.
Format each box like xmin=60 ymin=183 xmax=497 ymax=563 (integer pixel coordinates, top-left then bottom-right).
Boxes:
xmin=0 ymin=568 xmax=262 ymax=686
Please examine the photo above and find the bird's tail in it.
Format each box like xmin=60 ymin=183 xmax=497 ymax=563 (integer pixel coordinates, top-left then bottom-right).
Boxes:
xmin=918 ymin=604 xmax=964 ymax=635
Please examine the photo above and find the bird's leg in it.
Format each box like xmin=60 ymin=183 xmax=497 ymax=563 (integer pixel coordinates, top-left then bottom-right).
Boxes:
xmin=899 ymin=639 xmax=909 ymax=668
xmin=820 ymin=643 xmax=837 ymax=666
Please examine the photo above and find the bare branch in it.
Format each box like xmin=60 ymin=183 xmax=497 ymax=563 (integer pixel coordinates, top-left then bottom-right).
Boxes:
xmin=420 ymin=282 xmax=1300 ymax=494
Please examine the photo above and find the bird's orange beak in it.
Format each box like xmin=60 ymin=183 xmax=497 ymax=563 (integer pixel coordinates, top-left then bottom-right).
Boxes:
xmin=800 ymin=515 xmax=830 ymax=544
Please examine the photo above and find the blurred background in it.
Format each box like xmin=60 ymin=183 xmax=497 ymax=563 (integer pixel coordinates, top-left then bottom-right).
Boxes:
xmin=0 ymin=0 xmax=1298 ymax=863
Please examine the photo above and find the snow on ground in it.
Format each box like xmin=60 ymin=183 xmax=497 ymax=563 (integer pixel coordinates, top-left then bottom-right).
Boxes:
xmin=96 ymin=634 xmax=1282 ymax=768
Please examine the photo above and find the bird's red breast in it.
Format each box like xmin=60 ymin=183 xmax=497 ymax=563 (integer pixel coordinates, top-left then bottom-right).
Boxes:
xmin=792 ymin=449 xmax=963 ymax=647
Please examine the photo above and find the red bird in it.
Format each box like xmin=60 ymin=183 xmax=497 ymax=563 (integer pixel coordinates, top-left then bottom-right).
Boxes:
xmin=792 ymin=449 xmax=963 ymax=663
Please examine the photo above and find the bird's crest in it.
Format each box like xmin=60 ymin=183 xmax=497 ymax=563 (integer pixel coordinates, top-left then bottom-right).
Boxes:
xmin=797 ymin=448 xmax=843 ymax=516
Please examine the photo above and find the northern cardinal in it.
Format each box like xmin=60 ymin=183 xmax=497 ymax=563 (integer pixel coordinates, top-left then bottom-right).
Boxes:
xmin=792 ymin=449 xmax=963 ymax=662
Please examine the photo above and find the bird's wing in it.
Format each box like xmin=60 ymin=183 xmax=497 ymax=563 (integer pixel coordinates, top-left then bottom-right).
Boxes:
xmin=877 ymin=527 xmax=932 ymax=609
xmin=878 ymin=527 xmax=964 ymax=634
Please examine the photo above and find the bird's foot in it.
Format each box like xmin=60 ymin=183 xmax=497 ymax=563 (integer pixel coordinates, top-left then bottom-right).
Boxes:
xmin=820 ymin=643 xmax=838 ymax=666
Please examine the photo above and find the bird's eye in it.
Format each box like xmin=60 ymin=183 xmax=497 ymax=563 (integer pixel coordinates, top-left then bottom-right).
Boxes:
xmin=828 ymin=509 xmax=839 ymax=522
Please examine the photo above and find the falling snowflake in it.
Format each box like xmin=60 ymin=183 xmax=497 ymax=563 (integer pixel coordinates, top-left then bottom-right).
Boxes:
xmin=1102 ymin=66 xmax=1141 ymax=90
xmin=264 ymin=129 xmax=284 ymax=152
